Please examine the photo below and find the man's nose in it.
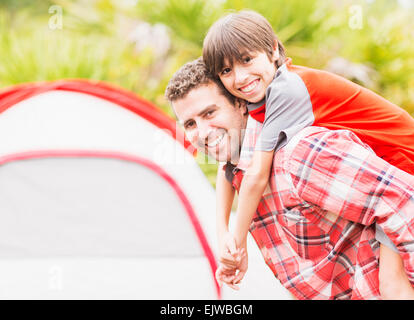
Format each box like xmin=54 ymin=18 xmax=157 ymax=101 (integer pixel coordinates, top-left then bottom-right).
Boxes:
xmin=197 ymin=121 xmax=212 ymax=142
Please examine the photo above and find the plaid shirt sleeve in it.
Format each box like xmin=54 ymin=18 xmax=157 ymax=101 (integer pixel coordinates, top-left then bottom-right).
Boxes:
xmin=287 ymin=128 xmax=414 ymax=284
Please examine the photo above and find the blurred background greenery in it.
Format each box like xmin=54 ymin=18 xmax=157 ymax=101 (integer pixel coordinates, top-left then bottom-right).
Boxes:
xmin=1 ymin=0 xmax=413 ymax=186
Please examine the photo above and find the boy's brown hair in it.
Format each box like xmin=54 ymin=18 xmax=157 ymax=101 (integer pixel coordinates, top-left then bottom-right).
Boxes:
xmin=165 ymin=57 xmax=235 ymax=104
xmin=203 ymin=10 xmax=286 ymax=76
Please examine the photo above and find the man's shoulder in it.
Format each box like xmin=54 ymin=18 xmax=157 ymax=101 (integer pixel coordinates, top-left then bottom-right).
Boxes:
xmin=276 ymin=126 xmax=328 ymax=162
xmin=282 ymin=126 xmax=372 ymax=166
xmin=285 ymin=126 xmax=331 ymax=146
xmin=285 ymin=126 xmax=368 ymax=148
xmin=241 ymin=123 xmax=367 ymax=155
xmin=238 ymin=124 xmax=370 ymax=173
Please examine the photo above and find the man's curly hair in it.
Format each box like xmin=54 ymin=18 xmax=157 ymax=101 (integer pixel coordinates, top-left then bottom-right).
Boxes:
xmin=165 ymin=57 xmax=235 ymax=105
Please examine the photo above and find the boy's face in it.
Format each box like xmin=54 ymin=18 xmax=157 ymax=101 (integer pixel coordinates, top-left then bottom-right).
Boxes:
xmin=218 ymin=50 xmax=279 ymax=104
xmin=172 ymin=82 xmax=247 ymax=163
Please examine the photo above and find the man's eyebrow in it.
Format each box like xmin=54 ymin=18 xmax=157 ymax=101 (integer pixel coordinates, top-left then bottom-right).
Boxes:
xmin=180 ymin=104 xmax=217 ymax=126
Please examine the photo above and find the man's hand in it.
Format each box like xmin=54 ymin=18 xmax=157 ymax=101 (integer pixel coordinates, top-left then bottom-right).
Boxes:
xmin=232 ymin=247 xmax=248 ymax=285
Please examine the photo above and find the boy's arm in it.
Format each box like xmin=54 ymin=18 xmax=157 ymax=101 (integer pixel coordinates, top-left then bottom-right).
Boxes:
xmin=216 ymin=163 xmax=234 ymax=235
xmin=216 ymin=240 xmax=248 ymax=291
xmin=216 ymin=163 xmax=238 ymax=265
xmin=233 ymin=150 xmax=274 ymax=247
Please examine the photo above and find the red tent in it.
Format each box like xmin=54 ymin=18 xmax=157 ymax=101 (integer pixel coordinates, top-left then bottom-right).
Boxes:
xmin=0 ymin=80 xmax=220 ymax=299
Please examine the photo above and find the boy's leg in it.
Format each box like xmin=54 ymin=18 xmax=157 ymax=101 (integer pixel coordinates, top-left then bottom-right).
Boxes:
xmin=376 ymin=225 xmax=414 ymax=299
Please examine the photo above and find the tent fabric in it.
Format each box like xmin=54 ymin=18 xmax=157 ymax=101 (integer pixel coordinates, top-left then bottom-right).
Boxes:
xmin=0 ymin=85 xmax=214 ymax=237
xmin=0 ymin=80 xmax=221 ymax=298
xmin=0 ymin=79 xmax=194 ymax=154
xmin=0 ymin=156 xmax=202 ymax=257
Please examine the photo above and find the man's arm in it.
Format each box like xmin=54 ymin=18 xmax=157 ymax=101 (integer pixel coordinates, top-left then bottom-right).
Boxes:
xmin=287 ymin=128 xmax=414 ymax=284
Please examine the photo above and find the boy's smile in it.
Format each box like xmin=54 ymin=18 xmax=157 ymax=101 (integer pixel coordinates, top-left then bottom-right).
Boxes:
xmin=239 ymin=79 xmax=260 ymax=94
xmin=219 ymin=50 xmax=279 ymax=103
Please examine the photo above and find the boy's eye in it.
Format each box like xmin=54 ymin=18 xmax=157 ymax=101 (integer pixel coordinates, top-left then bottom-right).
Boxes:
xmin=242 ymin=56 xmax=252 ymax=63
xmin=220 ymin=67 xmax=231 ymax=76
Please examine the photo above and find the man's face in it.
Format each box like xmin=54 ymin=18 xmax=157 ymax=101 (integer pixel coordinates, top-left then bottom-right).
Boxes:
xmin=172 ymin=82 xmax=247 ymax=163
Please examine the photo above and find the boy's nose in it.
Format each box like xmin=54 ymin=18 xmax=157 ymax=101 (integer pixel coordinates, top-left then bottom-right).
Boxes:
xmin=234 ymin=65 xmax=249 ymax=86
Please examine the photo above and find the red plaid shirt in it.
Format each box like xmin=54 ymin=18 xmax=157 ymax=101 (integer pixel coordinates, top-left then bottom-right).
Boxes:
xmin=232 ymin=120 xmax=414 ymax=300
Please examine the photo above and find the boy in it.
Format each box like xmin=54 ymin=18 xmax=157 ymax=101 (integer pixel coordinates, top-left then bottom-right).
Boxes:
xmin=202 ymin=10 xmax=414 ymax=298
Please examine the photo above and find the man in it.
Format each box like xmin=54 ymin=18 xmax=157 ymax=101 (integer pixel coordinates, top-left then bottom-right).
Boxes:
xmin=165 ymin=58 xmax=414 ymax=300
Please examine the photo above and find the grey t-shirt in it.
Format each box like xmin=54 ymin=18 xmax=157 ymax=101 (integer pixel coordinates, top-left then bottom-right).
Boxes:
xmin=247 ymin=63 xmax=315 ymax=152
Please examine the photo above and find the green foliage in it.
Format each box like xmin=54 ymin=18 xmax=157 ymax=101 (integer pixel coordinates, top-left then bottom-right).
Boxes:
xmin=134 ymin=0 xmax=221 ymax=47
xmin=0 ymin=0 xmax=53 ymax=13
xmin=0 ymin=5 xmax=170 ymax=113
xmin=0 ymin=0 xmax=413 ymax=186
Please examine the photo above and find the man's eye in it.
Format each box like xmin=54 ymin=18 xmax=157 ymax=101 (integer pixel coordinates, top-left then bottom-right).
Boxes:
xmin=206 ymin=110 xmax=215 ymax=117
xmin=243 ymin=56 xmax=252 ymax=63
xmin=185 ymin=121 xmax=195 ymax=129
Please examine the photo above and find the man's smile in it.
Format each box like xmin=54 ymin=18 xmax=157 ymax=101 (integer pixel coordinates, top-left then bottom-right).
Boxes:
xmin=206 ymin=131 xmax=225 ymax=148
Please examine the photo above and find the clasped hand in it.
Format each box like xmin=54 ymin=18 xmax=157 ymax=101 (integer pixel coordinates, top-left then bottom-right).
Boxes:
xmin=216 ymin=232 xmax=248 ymax=290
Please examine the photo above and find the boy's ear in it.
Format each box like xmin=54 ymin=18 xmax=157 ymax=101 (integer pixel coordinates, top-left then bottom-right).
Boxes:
xmin=272 ymin=40 xmax=280 ymax=62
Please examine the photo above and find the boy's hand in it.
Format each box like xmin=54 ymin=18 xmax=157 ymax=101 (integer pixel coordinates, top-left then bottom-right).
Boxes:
xmin=218 ymin=231 xmax=240 ymax=268
xmin=215 ymin=265 xmax=239 ymax=290
xmin=215 ymin=248 xmax=248 ymax=291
